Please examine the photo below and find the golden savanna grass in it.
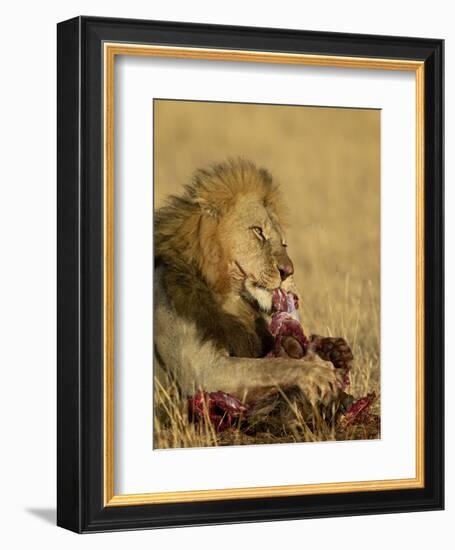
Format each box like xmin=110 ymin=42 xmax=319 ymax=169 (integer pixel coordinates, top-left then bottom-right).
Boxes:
xmin=153 ymin=100 xmax=380 ymax=448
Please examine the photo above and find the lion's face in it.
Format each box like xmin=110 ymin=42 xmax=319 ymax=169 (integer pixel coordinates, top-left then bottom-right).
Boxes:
xmin=219 ymin=193 xmax=295 ymax=312
xmin=155 ymin=160 xmax=296 ymax=314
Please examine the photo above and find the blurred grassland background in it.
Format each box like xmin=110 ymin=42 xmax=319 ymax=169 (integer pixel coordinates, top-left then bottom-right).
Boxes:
xmin=154 ymin=99 xmax=380 ymax=448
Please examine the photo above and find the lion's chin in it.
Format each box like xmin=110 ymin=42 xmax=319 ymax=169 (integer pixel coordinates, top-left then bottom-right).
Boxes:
xmin=243 ymin=279 xmax=275 ymax=313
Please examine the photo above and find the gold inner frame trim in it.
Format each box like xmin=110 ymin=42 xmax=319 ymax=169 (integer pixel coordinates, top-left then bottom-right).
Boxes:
xmin=103 ymin=42 xmax=425 ymax=507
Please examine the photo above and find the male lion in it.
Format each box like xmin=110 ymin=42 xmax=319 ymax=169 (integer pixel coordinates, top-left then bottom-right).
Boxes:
xmin=154 ymin=159 xmax=352 ymax=406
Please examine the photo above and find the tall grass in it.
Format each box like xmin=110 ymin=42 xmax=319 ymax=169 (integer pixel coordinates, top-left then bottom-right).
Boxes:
xmin=153 ymin=100 xmax=380 ymax=448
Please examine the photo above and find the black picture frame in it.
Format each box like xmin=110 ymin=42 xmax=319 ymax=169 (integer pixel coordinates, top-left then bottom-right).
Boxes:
xmin=57 ymin=16 xmax=444 ymax=533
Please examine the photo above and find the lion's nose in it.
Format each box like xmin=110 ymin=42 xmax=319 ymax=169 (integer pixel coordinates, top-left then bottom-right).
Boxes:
xmin=278 ymin=259 xmax=294 ymax=281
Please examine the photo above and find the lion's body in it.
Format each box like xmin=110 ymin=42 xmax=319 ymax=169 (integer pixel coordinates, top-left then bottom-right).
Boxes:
xmin=154 ymin=159 xmax=344 ymax=402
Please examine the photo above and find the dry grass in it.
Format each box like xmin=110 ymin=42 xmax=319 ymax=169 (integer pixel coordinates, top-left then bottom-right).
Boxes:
xmin=153 ymin=100 xmax=380 ymax=448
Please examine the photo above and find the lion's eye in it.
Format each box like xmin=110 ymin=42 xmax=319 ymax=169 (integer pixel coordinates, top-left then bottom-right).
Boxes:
xmin=251 ymin=226 xmax=264 ymax=239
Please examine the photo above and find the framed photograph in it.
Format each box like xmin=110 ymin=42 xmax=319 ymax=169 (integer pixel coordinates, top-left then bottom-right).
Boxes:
xmin=57 ymin=16 xmax=444 ymax=532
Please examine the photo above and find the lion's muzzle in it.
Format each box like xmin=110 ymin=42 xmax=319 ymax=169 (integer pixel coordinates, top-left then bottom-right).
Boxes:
xmin=275 ymin=251 xmax=294 ymax=281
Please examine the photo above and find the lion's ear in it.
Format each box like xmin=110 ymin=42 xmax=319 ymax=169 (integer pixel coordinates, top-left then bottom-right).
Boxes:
xmin=194 ymin=197 xmax=220 ymax=218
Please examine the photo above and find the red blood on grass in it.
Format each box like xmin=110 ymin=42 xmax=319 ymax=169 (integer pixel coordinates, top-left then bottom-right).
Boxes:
xmin=339 ymin=392 xmax=377 ymax=427
xmin=188 ymin=391 xmax=249 ymax=432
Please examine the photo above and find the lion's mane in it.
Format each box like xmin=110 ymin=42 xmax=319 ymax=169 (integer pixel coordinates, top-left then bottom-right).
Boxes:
xmin=155 ymin=159 xmax=285 ymax=357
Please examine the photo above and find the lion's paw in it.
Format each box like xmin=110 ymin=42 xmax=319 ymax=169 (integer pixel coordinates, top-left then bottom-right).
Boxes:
xmin=310 ymin=335 xmax=353 ymax=370
xmin=296 ymin=362 xmax=345 ymax=406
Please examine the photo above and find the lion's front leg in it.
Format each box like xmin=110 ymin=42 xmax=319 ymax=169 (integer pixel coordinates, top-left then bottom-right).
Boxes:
xmin=198 ymin=355 xmax=344 ymax=407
